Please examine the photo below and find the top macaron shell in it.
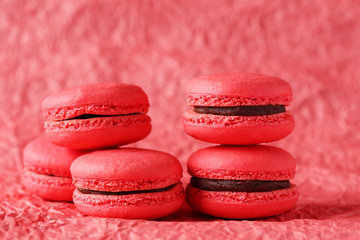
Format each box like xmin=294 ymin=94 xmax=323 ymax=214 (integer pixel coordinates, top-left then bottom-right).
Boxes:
xmin=42 ymin=83 xmax=152 ymax=149
xmin=187 ymin=145 xmax=296 ymax=181
xmin=42 ymin=83 xmax=149 ymax=120
xmin=71 ymin=148 xmax=183 ymax=192
xmin=183 ymin=72 xmax=295 ymax=145
xmin=23 ymin=136 xmax=87 ymax=177
xmin=186 ymin=72 xmax=292 ymax=106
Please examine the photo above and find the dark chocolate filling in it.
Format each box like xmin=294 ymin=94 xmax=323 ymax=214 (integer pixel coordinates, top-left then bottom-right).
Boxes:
xmin=191 ymin=177 xmax=290 ymax=192
xmin=194 ymin=105 xmax=285 ymax=116
xmin=77 ymin=184 xmax=176 ymax=196
xmin=66 ymin=113 xmax=140 ymax=120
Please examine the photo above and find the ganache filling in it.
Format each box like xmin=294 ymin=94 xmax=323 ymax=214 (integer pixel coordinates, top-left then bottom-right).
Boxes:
xmin=190 ymin=177 xmax=290 ymax=192
xmin=64 ymin=113 xmax=141 ymax=120
xmin=194 ymin=105 xmax=285 ymax=116
xmin=26 ymin=168 xmax=69 ymax=178
xmin=77 ymin=184 xmax=176 ymax=196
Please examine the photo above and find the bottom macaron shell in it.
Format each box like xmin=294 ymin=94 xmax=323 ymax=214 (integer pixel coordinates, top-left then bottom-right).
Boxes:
xmin=186 ymin=184 xmax=299 ymax=219
xmin=22 ymin=170 xmax=74 ymax=202
xmin=45 ymin=115 xmax=151 ymax=149
xmin=73 ymin=183 xmax=185 ymax=219
xmin=183 ymin=111 xmax=294 ymax=145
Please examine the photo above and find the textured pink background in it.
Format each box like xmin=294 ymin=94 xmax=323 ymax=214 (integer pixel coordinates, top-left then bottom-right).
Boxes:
xmin=1 ymin=0 xmax=360 ymax=239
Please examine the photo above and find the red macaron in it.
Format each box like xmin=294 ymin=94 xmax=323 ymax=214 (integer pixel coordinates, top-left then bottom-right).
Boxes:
xmin=42 ymin=83 xmax=151 ymax=149
xmin=22 ymin=136 xmax=87 ymax=201
xmin=71 ymin=148 xmax=185 ymax=219
xmin=186 ymin=145 xmax=299 ymax=219
xmin=183 ymin=72 xmax=295 ymax=145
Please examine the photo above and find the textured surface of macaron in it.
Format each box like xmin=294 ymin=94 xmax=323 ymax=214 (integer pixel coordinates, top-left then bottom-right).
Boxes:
xmin=186 ymin=72 xmax=292 ymax=106
xmin=42 ymin=83 xmax=151 ymax=149
xmin=186 ymin=184 xmax=298 ymax=219
xmin=73 ymin=183 xmax=185 ymax=219
xmin=22 ymin=136 xmax=86 ymax=201
xmin=188 ymin=145 xmax=296 ymax=180
xmin=183 ymin=72 xmax=294 ymax=144
xmin=71 ymin=148 xmax=185 ymax=219
xmin=186 ymin=145 xmax=299 ymax=219
xmin=183 ymin=110 xmax=294 ymax=145
xmin=42 ymin=83 xmax=149 ymax=120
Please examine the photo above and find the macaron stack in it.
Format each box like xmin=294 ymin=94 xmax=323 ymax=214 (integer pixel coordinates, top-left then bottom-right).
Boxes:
xmin=23 ymin=83 xmax=185 ymax=219
xmin=183 ymin=72 xmax=299 ymax=219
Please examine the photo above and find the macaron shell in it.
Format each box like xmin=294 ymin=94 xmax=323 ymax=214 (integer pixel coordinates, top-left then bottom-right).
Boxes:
xmin=73 ymin=183 xmax=185 ymax=219
xmin=42 ymin=83 xmax=149 ymax=120
xmin=71 ymin=148 xmax=183 ymax=191
xmin=45 ymin=115 xmax=151 ymax=149
xmin=44 ymin=103 xmax=149 ymax=122
xmin=186 ymin=184 xmax=299 ymax=219
xmin=187 ymin=145 xmax=295 ymax=180
xmin=22 ymin=170 xmax=74 ymax=202
xmin=23 ymin=136 xmax=86 ymax=177
xmin=187 ymin=93 xmax=291 ymax=107
xmin=186 ymin=72 xmax=292 ymax=106
xmin=183 ymin=111 xmax=295 ymax=145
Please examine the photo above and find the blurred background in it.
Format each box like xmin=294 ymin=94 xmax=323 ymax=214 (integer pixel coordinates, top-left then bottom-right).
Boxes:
xmin=0 ymin=0 xmax=359 ymax=196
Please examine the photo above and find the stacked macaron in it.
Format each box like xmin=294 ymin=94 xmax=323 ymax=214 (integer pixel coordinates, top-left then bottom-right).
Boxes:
xmin=183 ymin=72 xmax=299 ymax=219
xmin=42 ymin=83 xmax=151 ymax=149
xmin=22 ymin=136 xmax=87 ymax=202
xmin=23 ymin=83 xmax=185 ymax=219
xmin=71 ymin=148 xmax=184 ymax=219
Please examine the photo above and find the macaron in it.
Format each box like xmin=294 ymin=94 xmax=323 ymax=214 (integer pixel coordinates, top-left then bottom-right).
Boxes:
xmin=42 ymin=83 xmax=151 ymax=149
xmin=183 ymin=72 xmax=295 ymax=145
xmin=22 ymin=136 xmax=87 ymax=201
xmin=186 ymin=145 xmax=299 ymax=219
xmin=71 ymin=148 xmax=185 ymax=219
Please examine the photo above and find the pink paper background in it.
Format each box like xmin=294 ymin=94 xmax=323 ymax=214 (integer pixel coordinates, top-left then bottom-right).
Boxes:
xmin=1 ymin=0 xmax=360 ymax=239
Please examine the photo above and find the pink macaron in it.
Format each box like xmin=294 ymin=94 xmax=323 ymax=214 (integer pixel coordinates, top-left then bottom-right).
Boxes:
xmin=42 ymin=83 xmax=151 ymax=149
xmin=71 ymin=148 xmax=185 ymax=219
xmin=22 ymin=136 xmax=87 ymax=201
xmin=186 ymin=145 xmax=299 ymax=219
xmin=183 ymin=72 xmax=295 ymax=145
